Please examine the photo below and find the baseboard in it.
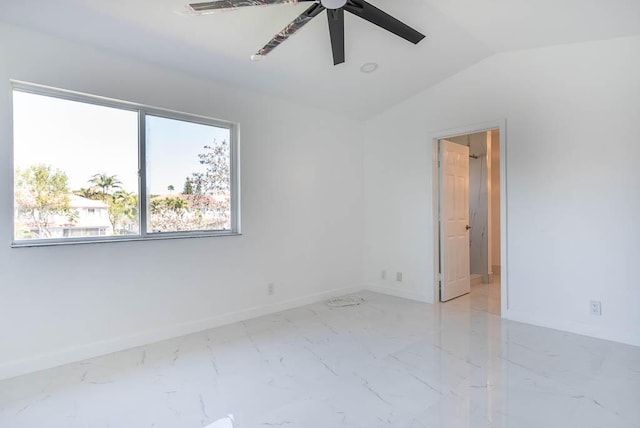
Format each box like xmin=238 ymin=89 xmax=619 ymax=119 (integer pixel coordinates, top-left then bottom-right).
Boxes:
xmin=0 ymin=284 xmax=364 ymax=381
xmin=365 ymin=284 xmax=432 ymax=303
xmin=505 ymin=308 xmax=640 ymax=348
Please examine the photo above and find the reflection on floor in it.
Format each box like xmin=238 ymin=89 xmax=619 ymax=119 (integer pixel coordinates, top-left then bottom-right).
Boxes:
xmin=444 ymin=275 xmax=501 ymax=315
xmin=1 ymin=289 xmax=639 ymax=428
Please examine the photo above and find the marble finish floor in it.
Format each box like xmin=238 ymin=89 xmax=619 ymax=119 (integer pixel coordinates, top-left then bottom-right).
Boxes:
xmin=1 ymin=291 xmax=639 ymax=428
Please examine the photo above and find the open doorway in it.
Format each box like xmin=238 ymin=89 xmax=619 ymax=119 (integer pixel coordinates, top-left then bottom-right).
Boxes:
xmin=432 ymin=122 xmax=506 ymax=316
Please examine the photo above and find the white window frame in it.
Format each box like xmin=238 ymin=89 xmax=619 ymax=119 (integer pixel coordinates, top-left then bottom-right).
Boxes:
xmin=11 ymin=81 xmax=241 ymax=247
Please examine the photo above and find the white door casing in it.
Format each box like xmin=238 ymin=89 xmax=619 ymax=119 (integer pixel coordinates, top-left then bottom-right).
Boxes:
xmin=440 ymin=140 xmax=471 ymax=301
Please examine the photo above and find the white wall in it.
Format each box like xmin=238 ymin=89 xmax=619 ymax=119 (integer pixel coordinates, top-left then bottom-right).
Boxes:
xmin=0 ymin=23 xmax=364 ymax=379
xmin=364 ymin=36 xmax=640 ymax=346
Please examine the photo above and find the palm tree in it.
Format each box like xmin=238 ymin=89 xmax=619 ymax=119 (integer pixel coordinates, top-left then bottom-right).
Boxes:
xmin=89 ymin=173 xmax=122 ymax=200
xmin=167 ymin=197 xmax=188 ymax=211
xmin=108 ymin=190 xmax=138 ymax=234
xmin=112 ymin=190 xmax=138 ymax=220
xmin=74 ymin=187 xmax=100 ymax=200
xmin=150 ymin=199 xmax=162 ymax=215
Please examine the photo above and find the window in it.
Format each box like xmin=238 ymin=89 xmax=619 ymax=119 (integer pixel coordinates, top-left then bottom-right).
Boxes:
xmin=146 ymin=115 xmax=232 ymax=233
xmin=12 ymin=83 xmax=239 ymax=246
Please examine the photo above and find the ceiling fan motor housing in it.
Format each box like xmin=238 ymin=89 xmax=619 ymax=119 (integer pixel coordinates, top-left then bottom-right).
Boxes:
xmin=320 ymin=0 xmax=347 ymax=9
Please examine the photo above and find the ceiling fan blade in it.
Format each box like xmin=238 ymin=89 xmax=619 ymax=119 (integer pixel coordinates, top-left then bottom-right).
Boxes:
xmin=189 ymin=0 xmax=313 ymax=13
xmin=343 ymin=0 xmax=425 ymax=44
xmin=327 ymin=8 xmax=345 ymax=65
xmin=252 ymin=3 xmax=325 ymax=59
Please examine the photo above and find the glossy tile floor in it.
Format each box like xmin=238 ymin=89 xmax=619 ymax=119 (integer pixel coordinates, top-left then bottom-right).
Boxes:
xmin=1 ymin=290 xmax=639 ymax=428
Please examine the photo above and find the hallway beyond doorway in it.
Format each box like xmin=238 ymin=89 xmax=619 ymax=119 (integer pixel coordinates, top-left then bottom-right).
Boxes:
xmin=444 ymin=275 xmax=501 ymax=315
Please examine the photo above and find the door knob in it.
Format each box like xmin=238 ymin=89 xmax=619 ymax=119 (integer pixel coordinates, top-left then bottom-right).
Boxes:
xmin=465 ymin=225 xmax=471 ymax=230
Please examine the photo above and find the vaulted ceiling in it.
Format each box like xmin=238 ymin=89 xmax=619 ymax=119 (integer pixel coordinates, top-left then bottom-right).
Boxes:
xmin=1 ymin=0 xmax=639 ymax=119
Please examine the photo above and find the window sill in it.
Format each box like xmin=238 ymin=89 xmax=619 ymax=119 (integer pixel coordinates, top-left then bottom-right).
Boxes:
xmin=11 ymin=231 xmax=242 ymax=248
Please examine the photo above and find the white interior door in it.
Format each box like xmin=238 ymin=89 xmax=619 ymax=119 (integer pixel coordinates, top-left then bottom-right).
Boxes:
xmin=440 ymin=140 xmax=471 ymax=302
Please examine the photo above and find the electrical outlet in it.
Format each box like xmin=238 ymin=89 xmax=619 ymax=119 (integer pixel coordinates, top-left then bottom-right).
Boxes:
xmin=268 ymin=283 xmax=275 ymax=296
xmin=381 ymin=270 xmax=387 ymax=280
xmin=396 ymin=272 xmax=403 ymax=282
xmin=590 ymin=300 xmax=602 ymax=316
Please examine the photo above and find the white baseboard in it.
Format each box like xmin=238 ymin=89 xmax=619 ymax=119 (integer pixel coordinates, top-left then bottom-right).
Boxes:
xmin=505 ymin=308 xmax=640 ymax=348
xmin=0 ymin=285 xmax=364 ymax=381
xmin=365 ymin=284 xmax=432 ymax=303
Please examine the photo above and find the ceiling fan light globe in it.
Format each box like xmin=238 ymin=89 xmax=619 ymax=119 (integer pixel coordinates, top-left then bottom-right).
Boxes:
xmin=320 ymin=0 xmax=347 ymax=10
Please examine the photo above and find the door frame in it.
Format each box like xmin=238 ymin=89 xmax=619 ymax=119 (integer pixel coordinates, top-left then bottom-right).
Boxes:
xmin=431 ymin=119 xmax=508 ymax=316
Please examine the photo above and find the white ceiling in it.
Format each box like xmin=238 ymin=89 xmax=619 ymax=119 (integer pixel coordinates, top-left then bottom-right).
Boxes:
xmin=1 ymin=0 xmax=639 ymax=119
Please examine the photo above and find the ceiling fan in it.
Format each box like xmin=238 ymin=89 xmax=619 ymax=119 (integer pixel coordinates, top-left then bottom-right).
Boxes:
xmin=188 ymin=0 xmax=425 ymax=65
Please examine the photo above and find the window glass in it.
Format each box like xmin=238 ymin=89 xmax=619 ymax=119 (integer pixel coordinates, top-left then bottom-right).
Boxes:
xmin=13 ymin=91 xmax=139 ymax=241
xmin=146 ymin=115 xmax=232 ymax=233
